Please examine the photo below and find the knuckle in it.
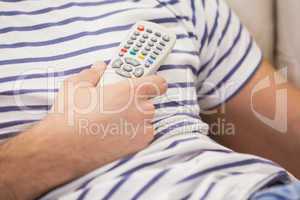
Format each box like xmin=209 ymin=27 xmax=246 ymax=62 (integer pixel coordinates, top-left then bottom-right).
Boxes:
xmin=84 ymin=69 xmax=99 ymax=79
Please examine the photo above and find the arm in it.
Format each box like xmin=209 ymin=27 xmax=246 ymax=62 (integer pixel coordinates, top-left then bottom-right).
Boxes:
xmin=0 ymin=62 xmax=167 ymax=200
xmin=202 ymin=60 xmax=300 ymax=177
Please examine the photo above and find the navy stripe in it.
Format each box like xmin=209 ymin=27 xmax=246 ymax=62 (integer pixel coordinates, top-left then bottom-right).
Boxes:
xmin=200 ymin=182 xmax=216 ymax=200
xmin=0 ymin=43 xmax=118 ymax=66
xmin=76 ymin=188 xmax=90 ymax=200
xmin=156 ymin=0 xmax=179 ymax=7
xmin=181 ymin=193 xmax=191 ymax=200
xmin=0 ymin=7 xmax=139 ymax=35
xmin=77 ymin=155 xmax=139 ymax=192
xmin=76 ymin=155 xmax=135 ymax=190
xmin=0 ymin=89 xmax=58 ymax=95
xmin=208 ymin=0 xmax=220 ymax=44
xmin=207 ymin=23 xmax=243 ymax=77
xmin=0 ymin=64 xmax=92 ymax=84
xmin=203 ymin=48 xmax=262 ymax=110
xmin=199 ymin=36 xmax=253 ymax=100
xmin=131 ymin=169 xmax=170 ymax=200
xmin=83 ymin=157 xmax=176 ymax=199
xmin=154 ymin=121 xmax=197 ymax=140
xmin=165 ymin=137 xmax=199 ymax=150
xmin=199 ymin=172 xmax=243 ymax=200
xmin=0 ymin=120 xmax=38 ymax=129
xmin=199 ymin=23 xmax=208 ymax=53
xmin=0 ymin=105 xmax=51 ymax=113
xmin=154 ymin=100 xmax=198 ymax=109
xmin=177 ymin=158 xmax=275 ymax=184
xmin=152 ymin=112 xmax=200 ymax=124
xmin=0 ymin=46 xmax=194 ymax=67
xmin=168 ymin=82 xmax=194 ymax=89
xmin=0 ymin=131 xmax=20 ymax=140
xmin=0 ymin=24 xmax=192 ymax=49
xmin=197 ymin=53 xmax=215 ymax=76
xmin=172 ymin=50 xmax=198 ymax=56
xmin=0 ymin=83 xmax=194 ymax=96
xmin=0 ymin=0 xmax=123 ymax=16
xmin=202 ymin=0 xmax=206 ymax=8
xmin=218 ymin=9 xmax=232 ymax=46
xmin=0 ymin=24 xmax=132 ymax=49
xmin=190 ymin=0 xmax=196 ymax=26
xmin=0 ymin=63 xmax=193 ymax=85
xmin=177 ymin=32 xmax=197 ymax=40
xmin=120 ymin=157 xmax=171 ymax=177
xmin=0 ymin=0 xmax=23 ymax=2
xmin=102 ymin=176 xmax=130 ymax=200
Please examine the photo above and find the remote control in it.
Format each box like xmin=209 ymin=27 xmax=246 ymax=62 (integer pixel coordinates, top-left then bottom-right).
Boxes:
xmin=99 ymin=21 xmax=176 ymax=85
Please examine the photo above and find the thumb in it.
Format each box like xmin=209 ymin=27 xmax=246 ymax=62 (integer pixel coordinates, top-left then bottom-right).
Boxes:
xmin=67 ymin=62 xmax=107 ymax=86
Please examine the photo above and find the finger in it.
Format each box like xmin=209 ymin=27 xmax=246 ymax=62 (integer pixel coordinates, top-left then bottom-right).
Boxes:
xmin=139 ymin=100 xmax=156 ymax=120
xmin=67 ymin=62 xmax=107 ymax=86
xmin=133 ymin=75 xmax=168 ymax=99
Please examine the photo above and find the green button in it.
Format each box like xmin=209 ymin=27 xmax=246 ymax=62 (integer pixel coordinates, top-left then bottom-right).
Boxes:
xmin=130 ymin=51 xmax=136 ymax=55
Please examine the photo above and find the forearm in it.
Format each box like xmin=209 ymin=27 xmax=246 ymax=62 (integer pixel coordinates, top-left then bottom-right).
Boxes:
xmin=202 ymin=61 xmax=300 ymax=178
xmin=0 ymin=120 xmax=79 ymax=200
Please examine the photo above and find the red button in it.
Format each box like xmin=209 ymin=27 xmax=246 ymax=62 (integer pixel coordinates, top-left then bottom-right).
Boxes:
xmin=121 ymin=48 xmax=127 ymax=53
xmin=137 ymin=25 xmax=144 ymax=31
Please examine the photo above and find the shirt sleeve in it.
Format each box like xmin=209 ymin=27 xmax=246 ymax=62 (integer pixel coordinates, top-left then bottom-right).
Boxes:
xmin=195 ymin=0 xmax=263 ymax=110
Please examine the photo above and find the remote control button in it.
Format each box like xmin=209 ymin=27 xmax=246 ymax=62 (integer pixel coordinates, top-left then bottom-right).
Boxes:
xmin=136 ymin=42 xmax=143 ymax=48
xmin=119 ymin=52 xmax=125 ymax=57
xmin=139 ymin=38 xmax=146 ymax=43
xmin=134 ymin=31 xmax=140 ymax=36
xmin=156 ymin=45 xmax=163 ymax=51
xmin=138 ymin=55 xmax=145 ymax=60
xmin=112 ymin=59 xmax=123 ymax=68
xmin=159 ymin=41 xmax=166 ymax=46
xmin=151 ymin=37 xmax=158 ymax=42
xmin=145 ymin=62 xmax=151 ymax=68
xmin=130 ymin=51 xmax=136 ymax=56
xmin=116 ymin=69 xmax=132 ymax=78
xmin=147 ymin=41 xmax=154 ymax=47
xmin=144 ymin=46 xmax=151 ymax=51
xmin=141 ymin=50 xmax=148 ymax=56
xmin=163 ymin=35 xmax=170 ymax=42
xmin=124 ymin=44 xmax=131 ymax=49
xmin=143 ymin=34 xmax=149 ymax=39
xmin=121 ymin=48 xmax=127 ymax=53
xmin=153 ymin=50 xmax=160 ymax=56
xmin=127 ymin=40 xmax=134 ymax=45
xmin=130 ymin=35 xmax=137 ymax=40
xmin=155 ymin=32 xmax=161 ymax=37
xmin=137 ymin=25 xmax=144 ymax=31
xmin=133 ymin=47 xmax=140 ymax=52
xmin=150 ymin=54 xmax=157 ymax=60
xmin=123 ymin=64 xmax=133 ymax=72
xmin=125 ymin=57 xmax=140 ymax=67
xmin=134 ymin=68 xmax=144 ymax=77
xmin=146 ymin=28 xmax=153 ymax=33
xmin=147 ymin=59 xmax=154 ymax=64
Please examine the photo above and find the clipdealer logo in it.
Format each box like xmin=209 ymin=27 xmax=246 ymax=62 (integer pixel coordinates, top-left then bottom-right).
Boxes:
xmin=250 ymin=68 xmax=288 ymax=133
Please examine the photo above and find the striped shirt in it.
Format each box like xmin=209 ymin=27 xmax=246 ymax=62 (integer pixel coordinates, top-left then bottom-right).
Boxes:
xmin=0 ymin=0 xmax=291 ymax=199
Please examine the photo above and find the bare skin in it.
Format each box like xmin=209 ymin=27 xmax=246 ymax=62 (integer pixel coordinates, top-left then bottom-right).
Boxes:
xmin=0 ymin=62 xmax=167 ymax=200
xmin=202 ymin=60 xmax=300 ymax=178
